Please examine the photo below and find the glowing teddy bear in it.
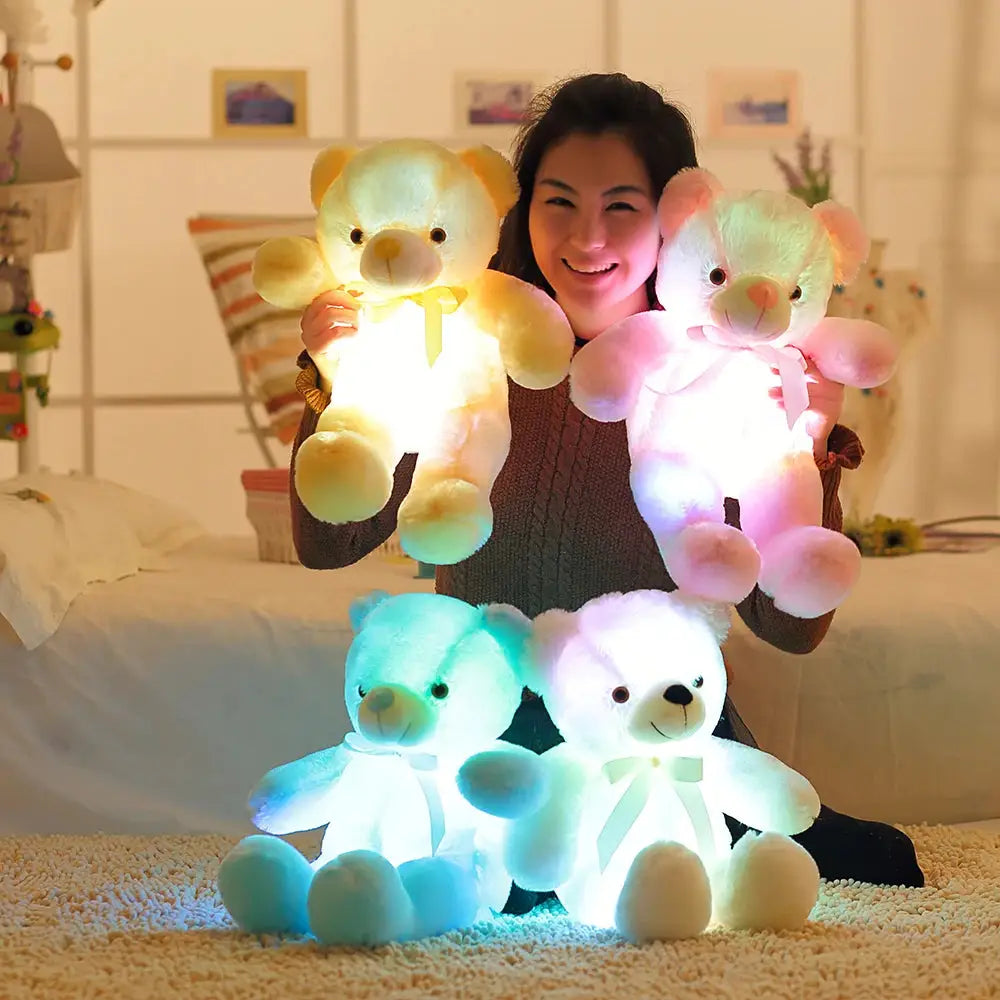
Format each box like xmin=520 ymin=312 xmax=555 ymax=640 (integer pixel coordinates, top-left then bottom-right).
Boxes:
xmin=458 ymin=589 xmax=822 ymax=943
xmin=252 ymin=138 xmax=574 ymax=565
xmin=218 ymin=590 xmax=543 ymax=947
xmin=569 ymin=168 xmax=900 ymax=618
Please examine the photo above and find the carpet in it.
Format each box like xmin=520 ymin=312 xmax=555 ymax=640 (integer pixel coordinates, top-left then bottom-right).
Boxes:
xmin=2 ymin=824 xmax=999 ymax=999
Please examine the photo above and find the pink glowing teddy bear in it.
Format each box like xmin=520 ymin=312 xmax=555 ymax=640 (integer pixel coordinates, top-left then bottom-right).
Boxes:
xmin=570 ymin=168 xmax=900 ymax=618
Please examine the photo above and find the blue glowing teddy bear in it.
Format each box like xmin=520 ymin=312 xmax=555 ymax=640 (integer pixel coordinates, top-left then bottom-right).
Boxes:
xmin=217 ymin=589 xmax=546 ymax=947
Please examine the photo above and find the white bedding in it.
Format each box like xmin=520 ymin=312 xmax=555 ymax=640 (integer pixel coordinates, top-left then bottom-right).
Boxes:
xmin=727 ymin=545 xmax=1000 ymax=827
xmin=2 ymin=534 xmax=997 ymax=836
xmin=0 ymin=536 xmax=433 ymax=836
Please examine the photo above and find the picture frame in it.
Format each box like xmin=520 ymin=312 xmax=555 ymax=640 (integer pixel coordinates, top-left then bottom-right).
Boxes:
xmin=705 ymin=69 xmax=801 ymax=141
xmin=453 ymin=73 xmax=540 ymax=143
xmin=211 ymin=68 xmax=308 ymax=140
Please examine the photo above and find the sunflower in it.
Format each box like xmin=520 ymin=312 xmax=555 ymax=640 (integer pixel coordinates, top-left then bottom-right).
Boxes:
xmin=844 ymin=515 xmax=924 ymax=557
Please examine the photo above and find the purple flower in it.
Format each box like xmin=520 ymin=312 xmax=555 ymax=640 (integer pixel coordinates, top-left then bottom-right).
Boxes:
xmin=7 ymin=118 xmax=23 ymax=159
xmin=0 ymin=162 xmax=13 ymax=184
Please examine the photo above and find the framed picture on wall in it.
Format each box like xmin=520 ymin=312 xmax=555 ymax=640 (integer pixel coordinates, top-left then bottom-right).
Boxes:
xmin=211 ymin=68 xmax=308 ymax=140
xmin=454 ymin=74 xmax=540 ymax=142
xmin=706 ymin=69 xmax=801 ymax=141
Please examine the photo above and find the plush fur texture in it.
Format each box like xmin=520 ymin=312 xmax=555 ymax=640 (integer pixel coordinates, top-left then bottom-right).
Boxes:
xmin=459 ymin=590 xmax=822 ymax=943
xmin=218 ymin=590 xmax=532 ymax=947
xmin=569 ymin=169 xmax=901 ymax=618
xmin=253 ymin=139 xmax=574 ymax=565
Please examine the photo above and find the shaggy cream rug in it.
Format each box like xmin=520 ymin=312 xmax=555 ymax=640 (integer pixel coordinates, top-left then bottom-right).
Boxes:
xmin=2 ymin=824 xmax=999 ymax=999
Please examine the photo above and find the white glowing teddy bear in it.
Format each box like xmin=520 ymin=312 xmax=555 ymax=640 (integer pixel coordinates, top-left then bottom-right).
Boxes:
xmin=218 ymin=590 xmax=543 ymax=948
xmin=252 ymin=138 xmax=574 ymax=566
xmin=459 ymin=589 xmax=822 ymax=943
xmin=570 ymin=169 xmax=900 ymax=618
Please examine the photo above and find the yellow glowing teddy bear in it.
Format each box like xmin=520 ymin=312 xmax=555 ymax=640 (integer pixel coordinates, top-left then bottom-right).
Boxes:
xmin=252 ymin=139 xmax=574 ymax=565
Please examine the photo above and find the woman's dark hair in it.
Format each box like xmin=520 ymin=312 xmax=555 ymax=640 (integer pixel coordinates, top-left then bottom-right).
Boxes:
xmin=491 ymin=73 xmax=698 ymax=305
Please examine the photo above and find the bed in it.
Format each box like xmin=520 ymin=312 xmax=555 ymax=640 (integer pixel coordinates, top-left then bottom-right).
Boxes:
xmin=1 ymin=471 xmax=997 ymax=836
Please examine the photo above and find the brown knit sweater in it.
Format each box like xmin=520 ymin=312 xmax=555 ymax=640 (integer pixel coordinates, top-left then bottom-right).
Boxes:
xmin=291 ymin=350 xmax=863 ymax=654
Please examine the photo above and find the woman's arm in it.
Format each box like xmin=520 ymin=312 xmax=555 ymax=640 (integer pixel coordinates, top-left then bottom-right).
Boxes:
xmin=730 ymin=424 xmax=864 ymax=653
xmin=290 ymin=351 xmax=416 ymax=569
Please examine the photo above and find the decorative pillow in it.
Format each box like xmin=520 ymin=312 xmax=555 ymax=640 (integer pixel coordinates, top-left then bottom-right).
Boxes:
xmin=0 ymin=471 xmax=204 ymax=650
xmin=188 ymin=214 xmax=314 ymax=445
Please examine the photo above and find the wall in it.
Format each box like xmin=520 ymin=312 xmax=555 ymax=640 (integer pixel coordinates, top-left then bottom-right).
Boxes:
xmin=2 ymin=0 xmax=996 ymax=532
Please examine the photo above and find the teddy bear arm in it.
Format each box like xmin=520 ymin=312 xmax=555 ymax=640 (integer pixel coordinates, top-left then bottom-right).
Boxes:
xmin=248 ymin=744 xmax=350 ymax=835
xmin=800 ymin=316 xmax=900 ymax=390
xmin=570 ymin=311 xmax=673 ymax=422
xmin=503 ymin=747 xmax=591 ymax=892
xmin=456 ymin=742 xmax=550 ymax=820
xmin=703 ymin=738 xmax=821 ymax=835
xmin=252 ymin=235 xmax=339 ymax=311
xmin=465 ymin=272 xmax=574 ymax=390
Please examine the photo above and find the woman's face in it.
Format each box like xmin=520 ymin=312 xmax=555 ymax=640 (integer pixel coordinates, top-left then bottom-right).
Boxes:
xmin=528 ymin=131 xmax=660 ymax=339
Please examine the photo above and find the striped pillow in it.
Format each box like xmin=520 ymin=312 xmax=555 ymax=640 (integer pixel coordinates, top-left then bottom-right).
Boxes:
xmin=188 ymin=214 xmax=314 ymax=445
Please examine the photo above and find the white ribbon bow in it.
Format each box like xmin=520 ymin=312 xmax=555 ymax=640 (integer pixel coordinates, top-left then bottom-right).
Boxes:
xmin=596 ymin=754 xmax=714 ymax=873
xmin=343 ymin=731 xmax=445 ymax=854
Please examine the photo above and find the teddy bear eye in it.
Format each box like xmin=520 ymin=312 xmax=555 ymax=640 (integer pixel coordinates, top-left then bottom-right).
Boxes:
xmin=430 ymin=227 xmax=447 ymax=244
xmin=431 ymin=682 xmax=449 ymax=700
xmin=611 ymin=686 xmax=630 ymax=704
xmin=692 ymin=676 xmax=704 ymax=689
xmin=350 ymin=228 xmax=364 ymax=245
xmin=709 ymin=267 xmax=727 ymax=286
xmin=790 ymin=286 xmax=802 ymax=301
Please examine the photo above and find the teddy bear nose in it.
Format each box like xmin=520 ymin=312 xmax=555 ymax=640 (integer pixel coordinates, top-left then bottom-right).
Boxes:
xmin=746 ymin=280 xmax=779 ymax=311
xmin=663 ymin=684 xmax=693 ymax=706
xmin=365 ymin=686 xmax=395 ymax=713
xmin=370 ymin=235 xmax=401 ymax=262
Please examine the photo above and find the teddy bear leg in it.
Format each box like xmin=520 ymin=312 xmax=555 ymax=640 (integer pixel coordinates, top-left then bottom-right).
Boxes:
xmin=306 ymin=850 xmax=416 ymax=947
xmin=615 ymin=841 xmax=713 ymax=943
xmin=740 ymin=455 xmax=861 ymax=618
xmin=630 ymin=451 xmax=760 ymax=602
xmin=294 ymin=406 xmax=400 ymax=524
xmin=217 ymin=834 xmax=314 ymax=936
xmin=397 ymin=855 xmax=482 ymax=939
xmin=711 ymin=831 xmax=819 ymax=931
xmin=396 ymin=400 xmax=509 ymax=565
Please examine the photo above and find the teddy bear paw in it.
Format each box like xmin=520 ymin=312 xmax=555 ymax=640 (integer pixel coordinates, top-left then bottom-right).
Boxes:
xmin=397 ymin=856 xmax=482 ymax=939
xmin=615 ymin=841 xmax=712 ymax=943
xmin=397 ymin=479 xmax=493 ymax=564
xmin=712 ymin=831 xmax=819 ymax=931
xmin=307 ymin=850 xmax=415 ymax=947
xmin=758 ymin=526 xmax=862 ymax=618
xmin=217 ymin=834 xmax=314 ymax=936
xmin=295 ymin=430 xmax=394 ymax=524
xmin=664 ymin=522 xmax=761 ymax=604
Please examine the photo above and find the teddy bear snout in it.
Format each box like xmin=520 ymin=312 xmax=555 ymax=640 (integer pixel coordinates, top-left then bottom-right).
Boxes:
xmin=709 ymin=275 xmax=791 ymax=341
xmin=663 ymin=684 xmax=693 ymax=706
xmin=357 ymin=683 xmax=435 ymax=747
xmin=360 ymin=229 xmax=443 ymax=293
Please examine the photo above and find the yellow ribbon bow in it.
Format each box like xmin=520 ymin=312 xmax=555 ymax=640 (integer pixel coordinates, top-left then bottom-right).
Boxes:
xmin=596 ymin=754 xmax=713 ymax=873
xmin=356 ymin=285 xmax=468 ymax=367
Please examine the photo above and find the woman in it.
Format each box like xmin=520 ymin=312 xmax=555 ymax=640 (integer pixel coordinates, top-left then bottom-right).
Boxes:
xmin=291 ymin=73 xmax=923 ymax=893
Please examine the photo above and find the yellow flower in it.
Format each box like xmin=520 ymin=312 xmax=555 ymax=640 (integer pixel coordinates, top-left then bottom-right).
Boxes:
xmin=845 ymin=515 xmax=923 ymax=557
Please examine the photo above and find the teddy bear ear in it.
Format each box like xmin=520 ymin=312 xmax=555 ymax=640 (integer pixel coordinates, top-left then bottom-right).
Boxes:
xmin=811 ymin=199 xmax=870 ymax=286
xmin=310 ymin=145 xmax=357 ymax=210
xmin=480 ymin=603 xmax=532 ymax=671
xmin=658 ymin=167 xmax=724 ymax=245
xmin=524 ymin=608 xmax=577 ymax=697
xmin=458 ymin=145 xmax=520 ymax=217
xmin=666 ymin=591 xmax=732 ymax=645
xmin=348 ymin=589 xmax=391 ymax=634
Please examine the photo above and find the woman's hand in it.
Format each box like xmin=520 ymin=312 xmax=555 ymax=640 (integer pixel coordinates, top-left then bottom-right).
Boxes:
xmin=301 ymin=288 xmax=361 ymax=390
xmin=769 ymin=356 xmax=844 ymax=462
